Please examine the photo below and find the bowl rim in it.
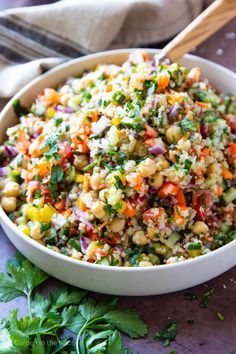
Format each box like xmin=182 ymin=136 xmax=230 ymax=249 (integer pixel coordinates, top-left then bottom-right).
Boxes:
xmin=0 ymin=47 xmax=236 ymax=272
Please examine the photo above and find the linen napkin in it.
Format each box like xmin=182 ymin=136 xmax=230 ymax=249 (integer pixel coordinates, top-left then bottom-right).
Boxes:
xmin=0 ymin=0 xmax=202 ymax=99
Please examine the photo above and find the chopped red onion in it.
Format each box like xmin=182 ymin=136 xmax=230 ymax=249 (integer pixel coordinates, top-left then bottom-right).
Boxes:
xmin=137 ymin=194 xmax=147 ymax=205
xmin=153 ymin=94 xmax=158 ymax=108
xmin=159 ymin=220 xmax=166 ymax=231
xmin=0 ymin=166 xmax=9 ymax=176
xmin=80 ymin=236 xmax=89 ymax=253
xmin=158 ymin=196 xmax=177 ymax=207
xmin=148 ymin=145 xmax=166 ymax=155
xmin=4 ymin=146 xmax=18 ymax=157
xmin=201 ymin=124 xmax=209 ymax=138
xmin=52 ymin=105 xmax=73 ymax=114
xmin=168 ymin=103 xmax=181 ymax=121
xmin=73 ymin=207 xmax=95 ymax=231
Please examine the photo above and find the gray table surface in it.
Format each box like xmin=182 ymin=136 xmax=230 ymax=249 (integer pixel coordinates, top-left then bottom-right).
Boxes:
xmin=0 ymin=1 xmax=236 ymax=353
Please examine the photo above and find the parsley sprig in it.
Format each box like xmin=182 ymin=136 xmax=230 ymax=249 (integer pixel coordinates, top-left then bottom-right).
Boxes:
xmin=0 ymin=253 xmax=148 ymax=353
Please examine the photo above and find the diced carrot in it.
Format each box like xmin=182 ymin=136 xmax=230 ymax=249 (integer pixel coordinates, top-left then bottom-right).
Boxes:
xmin=176 ymin=189 xmax=186 ymax=207
xmin=91 ymin=110 xmax=99 ymax=122
xmin=123 ymin=200 xmax=136 ymax=217
xmin=230 ymin=143 xmax=236 ymax=156
xmin=216 ymin=186 xmax=223 ymax=196
xmin=142 ymin=207 xmax=164 ymax=224
xmin=106 ymin=84 xmax=113 ymax=92
xmin=195 ymin=101 xmax=209 ymax=108
xmin=54 ymin=199 xmax=66 ymax=211
xmin=142 ymin=51 xmax=149 ymax=61
xmin=83 ymin=173 xmax=91 ymax=192
xmin=222 ymin=170 xmax=233 ymax=179
xmin=157 ymin=74 xmax=169 ymax=91
xmin=200 ymin=147 xmax=210 ymax=157
xmin=99 ymin=221 xmax=108 ymax=231
xmin=158 ymin=182 xmax=179 ymax=198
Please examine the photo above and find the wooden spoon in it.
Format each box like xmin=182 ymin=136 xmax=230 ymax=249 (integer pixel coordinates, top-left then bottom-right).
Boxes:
xmin=159 ymin=0 xmax=236 ymax=63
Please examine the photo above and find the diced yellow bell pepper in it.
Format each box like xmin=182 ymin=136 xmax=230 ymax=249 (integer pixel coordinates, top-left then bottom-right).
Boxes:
xmin=39 ymin=204 xmax=57 ymax=222
xmin=188 ymin=249 xmax=202 ymax=258
xmin=111 ymin=117 xmax=122 ymax=126
xmin=47 ymin=107 xmax=56 ymax=118
xmin=25 ymin=205 xmax=40 ymax=222
xmin=76 ymin=174 xmax=84 ymax=183
xmin=25 ymin=203 xmax=56 ymax=222
xmin=19 ymin=225 xmax=30 ymax=236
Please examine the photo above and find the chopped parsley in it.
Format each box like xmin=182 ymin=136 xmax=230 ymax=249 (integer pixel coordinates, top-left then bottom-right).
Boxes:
xmin=40 ymin=222 xmax=51 ymax=232
xmin=12 ymin=99 xmax=29 ymax=117
xmin=49 ymin=165 xmax=64 ymax=199
xmin=154 ymin=321 xmax=177 ymax=347
xmin=180 ymin=117 xmax=197 ymax=133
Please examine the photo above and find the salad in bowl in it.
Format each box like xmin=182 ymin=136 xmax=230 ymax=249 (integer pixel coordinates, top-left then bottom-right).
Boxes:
xmin=0 ymin=51 xmax=235 ymax=269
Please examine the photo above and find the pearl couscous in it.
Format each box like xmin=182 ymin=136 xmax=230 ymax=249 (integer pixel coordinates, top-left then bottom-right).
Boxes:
xmin=0 ymin=51 xmax=236 ymax=266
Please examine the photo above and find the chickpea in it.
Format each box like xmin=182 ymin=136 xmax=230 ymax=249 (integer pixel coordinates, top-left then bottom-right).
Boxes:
xmin=90 ymin=173 xmax=102 ymax=190
xmin=192 ymin=221 xmax=209 ymax=235
xmin=165 ymin=125 xmax=182 ymax=144
xmin=148 ymin=172 xmax=163 ymax=188
xmin=3 ymin=181 xmax=20 ymax=198
xmin=30 ymin=222 xmax=43 ymax=240
xmin=132 ymin=230 xmax=148 ymax=246
xmin=139 ymin=158 xmax=156 ymax=178
xmin=139 ymin=261 xmax=153 ymax=267
xmin=91 ymin=201 xmax=106 ymax=219
xmin=156 ymin=157 xmax=170 ymax=172
xmin=110 ymin=217 xmax=125 ymax=233
xmin=1 ymin=196 xmax=17 ymax=212
xmin=74 ymin=154 xmax=89 ymax=170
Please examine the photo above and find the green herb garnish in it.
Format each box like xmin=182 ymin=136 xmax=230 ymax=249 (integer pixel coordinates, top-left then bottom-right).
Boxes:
xmin=0 ymin=253 xmax=147 ymax=353
xmin=154 ymin=321 xmax=177 ymax=347
xmin=12 ymin=99 xmax=29 ymax=117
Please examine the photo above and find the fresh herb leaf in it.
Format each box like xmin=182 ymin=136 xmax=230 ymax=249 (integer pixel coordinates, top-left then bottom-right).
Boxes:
xmin=32 ymin=334 xmax=46 ymax=354
xmin=12 ymin=99 xmax=29 ymax=117
xmin=104 ymin=309 xmax=148 ymax=338
xmin=180 ymin=117 xmax=197 ymax=133
xmin=0 ymin=254 xmax=49 ymax=302
xmin=105 ymin=330 xmax=123 ymax=354
xmin=40 ymin=222 xmax=51 ymax=233
xmin=49 ymin=165 xmax=64 ymax=199
xmin=154 ymin=321 xmax=177 ymax=347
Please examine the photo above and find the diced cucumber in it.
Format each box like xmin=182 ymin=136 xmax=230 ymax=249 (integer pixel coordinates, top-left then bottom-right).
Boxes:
xmin=96 ymin=256 xmax=110 ymax=265
xmin=223 ymin=187 xmax=236 ymax=204
xmin=165 ymin=233 xmax=180 ymax=249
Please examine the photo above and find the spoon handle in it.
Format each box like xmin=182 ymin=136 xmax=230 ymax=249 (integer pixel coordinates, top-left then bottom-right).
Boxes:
xmin=162 ymin=0 xmax=236 ymax=62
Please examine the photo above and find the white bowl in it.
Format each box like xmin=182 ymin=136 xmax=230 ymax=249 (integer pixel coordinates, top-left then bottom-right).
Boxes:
xmin=0 ymin=49 xmax=236 ymax=296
